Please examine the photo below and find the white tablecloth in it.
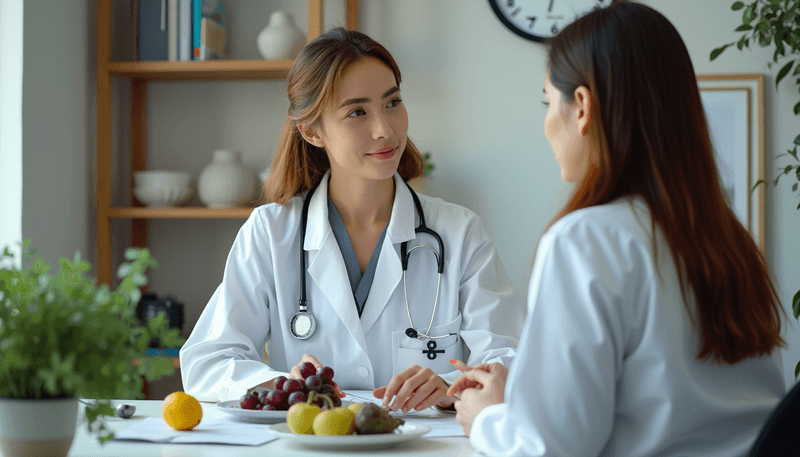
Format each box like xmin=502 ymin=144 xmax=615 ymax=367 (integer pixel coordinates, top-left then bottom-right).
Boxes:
xmin=66 ymin=399 xmax=479 ymax=457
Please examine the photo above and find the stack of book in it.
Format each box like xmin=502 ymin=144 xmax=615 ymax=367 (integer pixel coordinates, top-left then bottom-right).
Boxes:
xmin=135 ymin=0 xmax=227 ymax=61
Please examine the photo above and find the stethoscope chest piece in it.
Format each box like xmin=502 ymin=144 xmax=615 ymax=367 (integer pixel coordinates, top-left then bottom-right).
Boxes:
xmin=290 ymin=307 xmax=316 ymax=340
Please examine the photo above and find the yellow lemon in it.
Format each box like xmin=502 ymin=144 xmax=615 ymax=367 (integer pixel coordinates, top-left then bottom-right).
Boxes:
xmin=287 ymin=403 xmax=321 ymax=434
xmin=162 ymin=391 xmax=203 ymax=431
xmin=312 ymin=407 xmax=355 ymax=435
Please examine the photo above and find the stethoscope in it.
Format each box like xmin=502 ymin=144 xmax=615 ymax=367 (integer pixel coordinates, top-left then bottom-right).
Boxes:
xmin=290 ymin=180 xmax=458 ymax=355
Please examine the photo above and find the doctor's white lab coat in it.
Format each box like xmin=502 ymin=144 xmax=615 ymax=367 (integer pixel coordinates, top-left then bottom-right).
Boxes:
xmin=180 ymin=172 xmax=523 ymax=402
xmin=469 ymin=196 xmax=784 ymax=457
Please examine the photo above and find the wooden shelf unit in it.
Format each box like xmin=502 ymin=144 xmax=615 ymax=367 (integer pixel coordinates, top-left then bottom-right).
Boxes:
xmin=108 ymin=59 xmax=295 ymax=80
xmin=107 ymin=207 xmax=254 ymax=219
xmin=96 ymin=0 xmax=359 ymax=285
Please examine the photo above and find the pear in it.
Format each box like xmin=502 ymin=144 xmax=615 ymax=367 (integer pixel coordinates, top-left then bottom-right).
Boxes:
xmin=287 ymin=403 xmax=320 ymax=434
xmin=312 ymin=407 xmax=356 ymax=435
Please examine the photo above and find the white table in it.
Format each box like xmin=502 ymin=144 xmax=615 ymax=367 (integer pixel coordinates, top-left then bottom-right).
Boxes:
xmin=66 ymin=400 xmax=480 ymax=457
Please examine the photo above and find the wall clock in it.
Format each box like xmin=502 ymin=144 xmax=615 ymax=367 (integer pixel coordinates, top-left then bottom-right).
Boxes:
xmin=488 ymin=0 xmax=618 ymax=43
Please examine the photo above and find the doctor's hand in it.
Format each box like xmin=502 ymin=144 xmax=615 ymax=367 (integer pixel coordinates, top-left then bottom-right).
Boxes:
xmin=452 ymin=365 xmax=507 ymax=437
xmin=373 ymin=365 xmax=453 ymax=413
xmin=289 ymin=354 xmax=345 ymax=398
xmin=446 ymin=360 xmax=507 ymax=398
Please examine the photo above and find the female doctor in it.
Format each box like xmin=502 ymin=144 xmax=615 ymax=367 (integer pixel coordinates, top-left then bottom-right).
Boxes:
xmin=448 ymin=2 xmax=785 ymax=456
xmin=180 ymin=27 xmax=523 ymax=412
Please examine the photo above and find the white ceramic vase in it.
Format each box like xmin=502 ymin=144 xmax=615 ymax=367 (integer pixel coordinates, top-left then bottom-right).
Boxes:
xmin=198 ymin=150 xmax=255 ymax=208
xmin=0 ymin=397 xmax=78 ymax=457
xmin=256 ymin=11 xmax=306 ymax=60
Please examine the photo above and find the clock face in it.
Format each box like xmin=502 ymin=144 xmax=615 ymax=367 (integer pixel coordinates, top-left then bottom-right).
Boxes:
xmin=489 ymin=0 xmax=616 ymax=42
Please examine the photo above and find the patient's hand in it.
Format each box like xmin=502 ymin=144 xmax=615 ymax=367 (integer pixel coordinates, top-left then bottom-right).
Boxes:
xmin=446 ymin=360 xmax=507 ymax=398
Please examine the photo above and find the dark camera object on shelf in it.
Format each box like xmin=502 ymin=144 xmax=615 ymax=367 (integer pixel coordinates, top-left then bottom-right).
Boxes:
xmin=136 ymin=293 xmax=184 ymax=332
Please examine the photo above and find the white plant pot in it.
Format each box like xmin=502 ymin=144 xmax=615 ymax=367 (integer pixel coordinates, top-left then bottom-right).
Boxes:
xmin=0 ymin=397 xmax=78 ymax=457
xmin=256 ymin=11 xmax=306 ymax=60
xmin=198 ymin=149 xmax=255 ymax=208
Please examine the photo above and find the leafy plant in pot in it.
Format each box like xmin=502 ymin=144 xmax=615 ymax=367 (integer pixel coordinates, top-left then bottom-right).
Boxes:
xmin=711 ymin=0 xmax=800 ymax=376
xmin=0 ymin=240 xmax=182 ymax=456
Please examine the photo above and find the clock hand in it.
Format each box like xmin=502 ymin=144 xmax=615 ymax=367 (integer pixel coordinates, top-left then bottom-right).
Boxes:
xmin=548 ymin=0 xmax=556 ymax=13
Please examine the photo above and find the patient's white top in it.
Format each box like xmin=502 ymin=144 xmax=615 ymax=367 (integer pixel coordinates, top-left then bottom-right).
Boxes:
xmin=470 ymin=196 xmax=784 ymax=457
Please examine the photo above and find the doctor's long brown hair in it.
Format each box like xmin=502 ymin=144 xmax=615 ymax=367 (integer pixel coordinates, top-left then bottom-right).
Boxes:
xmin=264 ymin=27 xmax=425 ymax=204
xmin=546 ymin=1 xmax=783 ymax=364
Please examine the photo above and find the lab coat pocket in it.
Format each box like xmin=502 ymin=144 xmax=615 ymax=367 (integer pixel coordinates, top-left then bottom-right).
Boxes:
xmin=391 ymin=313 xmax=463 ymax=376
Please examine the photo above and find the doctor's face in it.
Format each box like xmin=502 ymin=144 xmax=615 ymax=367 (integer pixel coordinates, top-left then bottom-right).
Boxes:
xmin=543 ymin=74 xmax=588 ymax=183
xmin=314 ymin=57 xmax=408 ymax=183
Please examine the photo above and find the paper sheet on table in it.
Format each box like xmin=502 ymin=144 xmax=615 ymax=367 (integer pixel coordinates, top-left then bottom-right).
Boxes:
xmin=113 ymin=417 xmax=278 ymax=445
xmin=342 ymin=390 xmax=465 ymax=437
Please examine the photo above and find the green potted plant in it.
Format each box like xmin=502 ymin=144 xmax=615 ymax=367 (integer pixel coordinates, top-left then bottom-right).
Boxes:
xmin=0 ymin=239 xmax=182 ymax=456
xmin=711 ymin=0 xmax=800 ymax=376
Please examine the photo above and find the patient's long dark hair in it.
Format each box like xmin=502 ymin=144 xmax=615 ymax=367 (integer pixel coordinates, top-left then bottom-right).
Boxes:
xmin=547 ymin=1 xmax=783 ymax=364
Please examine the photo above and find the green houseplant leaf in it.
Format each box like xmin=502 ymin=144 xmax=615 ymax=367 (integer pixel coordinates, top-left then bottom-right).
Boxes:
xmin=0 ymin=239 xmax=182 ymax=442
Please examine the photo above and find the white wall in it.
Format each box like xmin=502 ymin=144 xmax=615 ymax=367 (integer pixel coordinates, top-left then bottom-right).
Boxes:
xmin=20 ymin=0 xmax=94 ymax=267
xmin=0 ymin=0 xmax=23 ymax=265
xmin=22 ymin=0 xmax=796 ymax=389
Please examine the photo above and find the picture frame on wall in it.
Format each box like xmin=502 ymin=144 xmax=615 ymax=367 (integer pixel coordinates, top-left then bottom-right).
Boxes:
xmin=697 ymin=73 xmax=765 ymax=251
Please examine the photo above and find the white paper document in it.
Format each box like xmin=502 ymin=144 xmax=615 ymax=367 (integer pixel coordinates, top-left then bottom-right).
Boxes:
xmin=341 ymin=389 xmax=383 ymax=405
xmin=113 ymin=417 xmax=278 ymax=445
xmin=404 ymin=417 xmax=465 ymax=437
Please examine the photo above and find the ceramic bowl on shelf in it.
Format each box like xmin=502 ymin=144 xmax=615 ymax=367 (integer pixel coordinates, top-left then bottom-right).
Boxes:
xmin=133 ymin=186 xmax=193 ymax=207
xmin=134 ymin=170 xmax=192 ymax=190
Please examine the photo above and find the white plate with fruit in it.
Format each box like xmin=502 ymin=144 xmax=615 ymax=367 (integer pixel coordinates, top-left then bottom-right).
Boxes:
xmin=268 ymin=422 xmax=431 ymax=450
xmin=215 ymin=363 xmax=348 ymax=423
xmin=215 ymin=398 xmax=354 ymax=423
xmin=269 ymin=401 xmax=430 ymax=450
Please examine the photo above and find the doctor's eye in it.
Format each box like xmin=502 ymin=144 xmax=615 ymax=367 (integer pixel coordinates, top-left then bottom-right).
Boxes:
xmin=347 ymin=108 xmax=366 ymax=118
xmin=387 ymin=97 xmax=403 ymax=108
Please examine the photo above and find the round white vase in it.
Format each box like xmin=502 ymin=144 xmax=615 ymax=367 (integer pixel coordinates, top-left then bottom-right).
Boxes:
xmin=198 ymin=150 xmax=255 ymax=208
xmin=256 ymin=11 xmax=306 ymax=60
xmin=0 ymin=397 xmax=78 ymax=457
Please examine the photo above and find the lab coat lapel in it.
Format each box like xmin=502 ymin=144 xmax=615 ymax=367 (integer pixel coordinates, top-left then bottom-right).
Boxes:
xmin=360 ymin=174 xmax=417 ymax=335
xmin=305 ymin=173 xmax=368 ymax=353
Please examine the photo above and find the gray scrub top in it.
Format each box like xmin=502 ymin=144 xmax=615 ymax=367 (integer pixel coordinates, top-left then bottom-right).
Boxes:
xmin=327 ymin=196 xmax=388 ymax=317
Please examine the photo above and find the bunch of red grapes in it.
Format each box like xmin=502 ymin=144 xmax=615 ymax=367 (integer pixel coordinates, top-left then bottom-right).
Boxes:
xmin=239 ymin=362 xmax=340 ymax=411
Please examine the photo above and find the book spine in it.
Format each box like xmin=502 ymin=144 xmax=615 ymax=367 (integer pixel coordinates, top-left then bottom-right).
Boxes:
xmin=199 ymin=17 xmax=225 ymax=60
xmin=167 ymin=0 xmax=178 ymax=61
xmin=132 ymin=0 xmax=140 ymax=60
xmin=198 ymin=0 xmax=226 ymax=60
xmin=178 ymin=0 xmax=191 ymax=61
xmin=139 ymin=0 xmax=168 ymax=61
xmin=193 ymin=0 xmax=201 ymax=60
xmin=199 ymin=18 xmax=207 ymax=61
